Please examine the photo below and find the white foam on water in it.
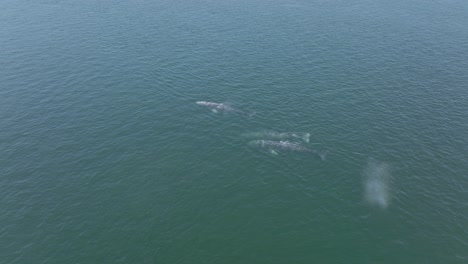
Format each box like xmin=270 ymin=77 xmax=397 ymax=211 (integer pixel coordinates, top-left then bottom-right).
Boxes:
xmin=363 ymin=159 xmax=392 ymax=209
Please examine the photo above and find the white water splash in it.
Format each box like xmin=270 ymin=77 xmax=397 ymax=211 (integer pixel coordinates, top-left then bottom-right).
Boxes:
xmin=363 ymin=159 xmax=392 ymax=209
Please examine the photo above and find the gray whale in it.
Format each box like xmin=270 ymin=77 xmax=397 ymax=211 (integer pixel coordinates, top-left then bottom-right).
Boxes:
xmin=248 ymin=140 xmax=327 ymax=160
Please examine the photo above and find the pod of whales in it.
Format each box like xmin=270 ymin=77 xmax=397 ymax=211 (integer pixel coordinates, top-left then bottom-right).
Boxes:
xmin=195 ymin=100 xmax=326 ymax=160
xmin=194 ymin=101 xmax=394 ymax=208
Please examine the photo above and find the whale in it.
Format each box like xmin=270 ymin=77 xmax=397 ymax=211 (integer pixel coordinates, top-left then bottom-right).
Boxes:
xmin=195 ymin=101 xmax=237 ymax=113
xmin=248 ymin=140 xmax=327 ymax=160
xmin=242 ymin=131 xmax=310 ymax=143
xmin=196 ymin=101 xmax=254 ymax=116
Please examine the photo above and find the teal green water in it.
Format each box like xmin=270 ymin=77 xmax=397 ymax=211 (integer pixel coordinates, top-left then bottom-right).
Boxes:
xmin=1 ymin=0 xmax=468 ymax=263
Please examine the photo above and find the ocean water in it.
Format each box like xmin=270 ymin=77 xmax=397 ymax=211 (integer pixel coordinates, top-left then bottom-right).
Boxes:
xmin=1 ymin=0 xmax=468 ymax=263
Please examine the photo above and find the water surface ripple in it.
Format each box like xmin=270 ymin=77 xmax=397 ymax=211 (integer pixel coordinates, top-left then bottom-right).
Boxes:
xmin=1 ymin=0 xmax=468 ymax=263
